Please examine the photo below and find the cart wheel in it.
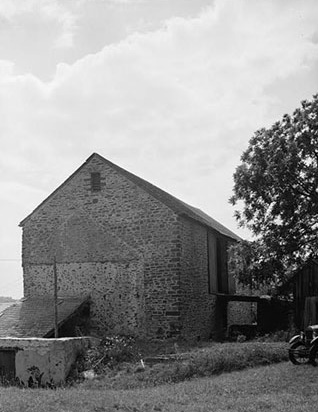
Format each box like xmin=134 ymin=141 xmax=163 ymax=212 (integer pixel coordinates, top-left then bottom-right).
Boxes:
xmin=289 ymin=342 xmax=309 ymax=365
xmin=309 ymin=344 xmax=318 ymax=366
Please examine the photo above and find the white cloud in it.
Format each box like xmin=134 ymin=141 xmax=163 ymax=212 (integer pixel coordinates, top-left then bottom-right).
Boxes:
xmin=1 ymin=0 xmax=317 ymax=170
xmin=0 ymin=0 xmax=77 ymax=49
xmin=44 ymin=0 xmax=317 ymax=160
xmin=0 ymin=60 xmax=15 ymax=79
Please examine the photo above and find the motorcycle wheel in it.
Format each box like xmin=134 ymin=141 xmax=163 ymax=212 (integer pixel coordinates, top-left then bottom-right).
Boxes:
xmin=289 ymin=342 xmax=309 ymax=365
xmin=309 ymin=344 xmax=318 ymax=366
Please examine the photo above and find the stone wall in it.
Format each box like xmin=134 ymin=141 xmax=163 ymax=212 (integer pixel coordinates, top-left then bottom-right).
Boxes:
xmin=179 ymin=217 xmax=217 ymax=340
xmin=227 ymin=283 xmax=259 ymax=335
xmin=21 ymin=155 xmax=182 ymax=338
xmin=23 ymin=261 xmax=145 ymax=335
xmin=227 ymin=301 xmax=257 ymax=327
xmin=0 ymin=337 xmax=90 ymax=385
xmin=21 ymin=154 xmax=240 ymax=339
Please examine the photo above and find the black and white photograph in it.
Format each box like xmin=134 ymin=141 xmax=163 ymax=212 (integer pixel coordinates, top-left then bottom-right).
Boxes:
xmin=0 ymin=0 xmax=317 ymax=410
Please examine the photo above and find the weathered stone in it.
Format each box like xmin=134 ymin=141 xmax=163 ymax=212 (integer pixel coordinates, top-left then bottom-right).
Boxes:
xmin=19 ymin=153 xmax=240 ymax=339
xmin=0 ymin=337 xmax=91 ymax=385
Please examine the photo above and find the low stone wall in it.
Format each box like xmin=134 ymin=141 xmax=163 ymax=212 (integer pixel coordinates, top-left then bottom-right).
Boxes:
xmin=227 ymin=301 xmax=258 ymax=327
xmin=0 ymin=337 xmax=91 ymax=386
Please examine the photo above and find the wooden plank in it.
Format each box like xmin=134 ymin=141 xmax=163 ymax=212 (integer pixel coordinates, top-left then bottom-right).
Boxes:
xmin=213 ymin=293 xmax=261 ymax=302
xmin=207 ymin=231 xmax=218 ymax=293
xmin=217 ymin=237 xmax=228 ymax=293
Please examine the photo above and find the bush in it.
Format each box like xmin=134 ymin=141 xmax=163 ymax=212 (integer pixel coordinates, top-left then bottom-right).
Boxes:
xmin=255 ymin=330 xmax=291 ymax=342
xmin=69 ymin=335 xmax=140 ymax=382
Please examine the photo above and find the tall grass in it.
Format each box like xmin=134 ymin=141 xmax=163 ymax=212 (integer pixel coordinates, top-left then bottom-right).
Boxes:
xmin=135 ymin=342 xmax=288 ymax=386
xmin=81 ymin=341 xmax=288 ymax=389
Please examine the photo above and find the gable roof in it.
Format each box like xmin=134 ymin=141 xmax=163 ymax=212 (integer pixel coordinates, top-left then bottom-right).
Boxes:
xmin=20 ymin=152 xmax=240 ymax=241
xmin=0 ymin=296 xmax=89 ymax=338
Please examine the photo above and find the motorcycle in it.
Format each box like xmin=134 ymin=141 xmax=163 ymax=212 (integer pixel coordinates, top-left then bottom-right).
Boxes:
xmin=289 ymin=324 xmax=318 ymax=365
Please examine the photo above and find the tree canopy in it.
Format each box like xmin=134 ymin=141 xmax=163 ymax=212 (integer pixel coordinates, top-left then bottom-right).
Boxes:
xmin=230 ymin=94 xmax=318 ymax=288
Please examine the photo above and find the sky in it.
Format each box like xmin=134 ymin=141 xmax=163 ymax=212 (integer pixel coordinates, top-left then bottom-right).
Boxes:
xmin=0 ymin=0 xmax=318 ymax=298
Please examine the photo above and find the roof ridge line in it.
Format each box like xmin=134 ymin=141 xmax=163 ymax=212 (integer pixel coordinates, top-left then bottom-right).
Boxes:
xmin=19 ymin=152 xmax=240 ymax=240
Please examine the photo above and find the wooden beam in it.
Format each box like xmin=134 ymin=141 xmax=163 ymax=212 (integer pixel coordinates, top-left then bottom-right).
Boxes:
xmin=213 ymin=293 xmax=261 ymax=302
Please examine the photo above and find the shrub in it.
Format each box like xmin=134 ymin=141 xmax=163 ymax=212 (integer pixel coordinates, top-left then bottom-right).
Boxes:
xmin=255 ymin=330 xmax=291 ymax=342
xmin=74 ymin=335 xmax=140 ymax=376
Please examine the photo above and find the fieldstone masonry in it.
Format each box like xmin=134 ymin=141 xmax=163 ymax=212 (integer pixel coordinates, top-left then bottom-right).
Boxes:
xmin=20 ymin=153 xmax=240 ymax=339
xmin=24 ymin=261 xmax=145 ymax=335
xmin=179 ymin=217 xmax=217 ymax=339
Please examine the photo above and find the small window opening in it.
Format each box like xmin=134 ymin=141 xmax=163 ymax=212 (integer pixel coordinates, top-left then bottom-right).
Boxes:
xmin=91 ymin=172 xmax=101 ymax=191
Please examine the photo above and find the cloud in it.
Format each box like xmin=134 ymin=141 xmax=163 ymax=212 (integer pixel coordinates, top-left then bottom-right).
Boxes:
xmin=49 ymin=1 xmax=318 ymax=158
xmin=0 ymin=0 xmax=318 ymax=270
xmin=0 ymin=60 xmax=14 ymax=77
xmin=0 ymin=0 xmax=77 ymax=51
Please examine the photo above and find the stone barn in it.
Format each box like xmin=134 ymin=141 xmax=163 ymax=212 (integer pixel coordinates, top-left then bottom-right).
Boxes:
xmin=11 ymin=153 xmax=241 ymax=339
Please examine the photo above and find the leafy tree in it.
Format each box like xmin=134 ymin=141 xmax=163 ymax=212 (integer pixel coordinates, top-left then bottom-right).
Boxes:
xmin=228 ymin=240 xmax=285 ymax=290
xmin=230 ymin=94 xmax=318 ymax=288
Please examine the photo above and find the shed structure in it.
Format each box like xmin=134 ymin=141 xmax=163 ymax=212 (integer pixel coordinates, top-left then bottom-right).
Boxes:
xmin=288 ymin=260 xmax=318 ymax=329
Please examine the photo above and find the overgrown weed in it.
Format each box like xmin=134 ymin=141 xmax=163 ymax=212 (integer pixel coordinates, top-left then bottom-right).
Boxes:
xmin=76 ymin=340 xmax=288 ymax=390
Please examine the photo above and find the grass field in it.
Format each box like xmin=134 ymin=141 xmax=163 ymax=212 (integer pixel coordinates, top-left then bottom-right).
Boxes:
xmin=1 ymin=361 xmax=318 ymax=411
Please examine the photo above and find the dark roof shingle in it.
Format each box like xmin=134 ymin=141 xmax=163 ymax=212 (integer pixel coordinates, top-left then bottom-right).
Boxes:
xmin=0 ymin=296 xmax=89 ymax=338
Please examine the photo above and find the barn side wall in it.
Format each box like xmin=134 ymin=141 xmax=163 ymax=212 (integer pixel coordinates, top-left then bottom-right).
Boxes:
xmin=179 ymin=217 xmax=217 ymax=340
xmin=21 ymin=155 xmax=182 ymax=338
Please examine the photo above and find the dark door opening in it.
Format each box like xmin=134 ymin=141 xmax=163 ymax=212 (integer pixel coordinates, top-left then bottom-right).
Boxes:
xmin=0 ymin=350 xmax=16 ymax=383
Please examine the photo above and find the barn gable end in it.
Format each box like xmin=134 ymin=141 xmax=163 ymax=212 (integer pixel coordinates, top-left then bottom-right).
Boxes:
xmin=18 ymin=153 xmax=240 ymax=339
